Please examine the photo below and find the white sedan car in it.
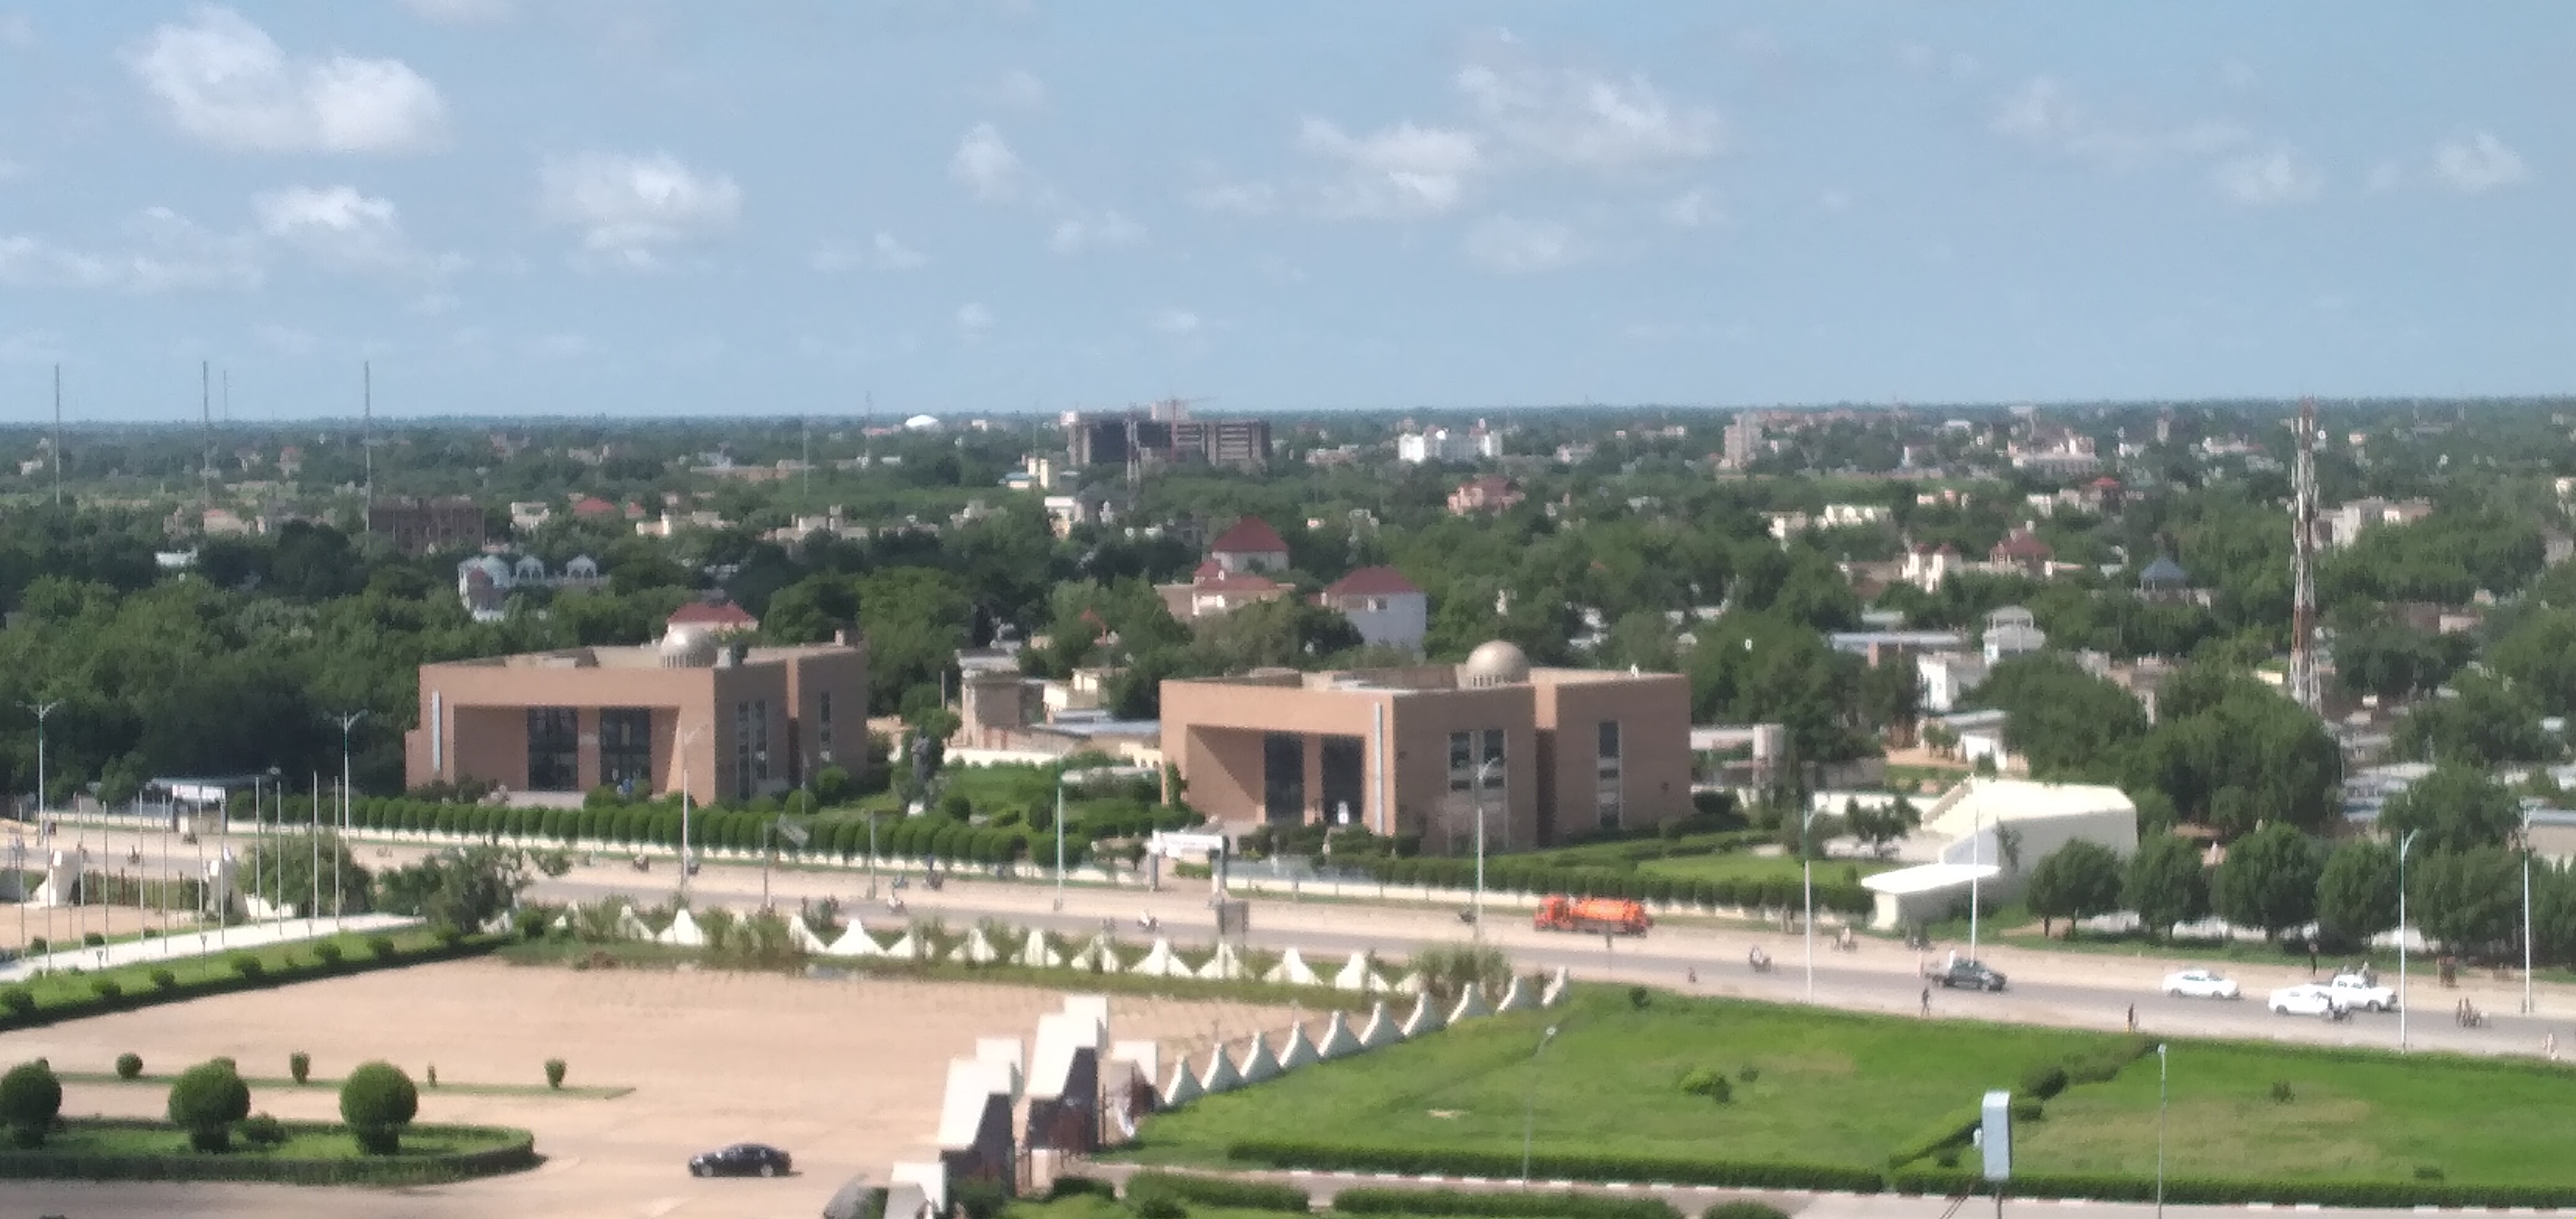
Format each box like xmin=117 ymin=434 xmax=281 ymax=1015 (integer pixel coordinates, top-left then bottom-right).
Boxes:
xmin=2162 ymin=968 xmax=2241 ymax=1000
xmin=2268 ymin=984 xmax=2348 ymax=1018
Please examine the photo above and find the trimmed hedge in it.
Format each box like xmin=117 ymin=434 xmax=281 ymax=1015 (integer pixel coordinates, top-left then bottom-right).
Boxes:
xmin=1341 ymin=854 xmax=1872 ymax=915
xmin=1224 ymin=1139 xmax=1885 ymax=1193
xmin=1125 ymin=1169 xmax=1311 ymax=1213
xmin=1333 ymin=1186 xmax=1677 ymax=1219
xmin=1886 ymin=1167 xmax=2576 ymax=1210
xmin=0 ymin=934 xmax=501 ymax=1033
xmin=0 ymin=1118 xmax=536 ymax=1186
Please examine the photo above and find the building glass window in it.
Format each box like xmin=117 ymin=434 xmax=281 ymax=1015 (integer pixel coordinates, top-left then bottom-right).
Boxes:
xmin=817 ymin=691 xmax=834 ymax=762
xmin=1448 ymin=732 xmax=1473 ymax=793
xmin=754 ymin=699 xmax=771 ymax=783
xmin=599 ymin=708 xmax=653 ymax=795
xmin=526 ymin=707 xmax=580 ymax=792
xmin=734 ymin=701 xmax=754 ymax=802
xmin=1596 ymin=720 xmax=1624 ymax=831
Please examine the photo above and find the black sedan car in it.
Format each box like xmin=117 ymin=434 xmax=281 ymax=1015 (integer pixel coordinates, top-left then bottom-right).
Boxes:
xmin=1933 ymin=958 xmax=2008 ymax=992
xmin=689 ymin=1142 xmax=793 ymax=1178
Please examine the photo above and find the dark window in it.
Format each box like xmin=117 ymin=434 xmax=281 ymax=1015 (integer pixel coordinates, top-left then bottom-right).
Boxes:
xmin=734 ymin=701 xmax=753 ymax=802
xmin=1320 ymin=735 xmax=1365 ymax=824
xmin=1597 ymin=720 xmax=1624 ymax=831
xmin=526 ymin=708 xmax=580 ymax=792
xmin=817 ymin=691 xmax=834 ymax=762
xmin=599 ymin=709 xmax=653 ymax=795
xmin=753 ymin=699 xmax=770 ymax=783
xmin=1262 ymin=733 xmax=1306 ymax=825
xmin=1448 ymin=731 xmax=1473 ymax=792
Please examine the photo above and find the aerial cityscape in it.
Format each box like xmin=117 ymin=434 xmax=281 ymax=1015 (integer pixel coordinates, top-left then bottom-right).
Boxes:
xmin=2 ymin=5 xmax=2574 ymax=1219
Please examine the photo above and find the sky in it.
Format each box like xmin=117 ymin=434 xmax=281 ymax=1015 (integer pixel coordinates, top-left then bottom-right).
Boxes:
xmin=1 ymin=2 xmax=2571 ymax=421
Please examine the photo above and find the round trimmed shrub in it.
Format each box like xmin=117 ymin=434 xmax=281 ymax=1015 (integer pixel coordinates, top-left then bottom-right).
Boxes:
xmin=167 ymin=1059 xmax=252 ymax=1153
xmin=89 ymin=978 xmax=123 ymax=1002
xmin=0 ymin=986 xmax=34 ymax=1016
xmin=315 ymin=942 xmax=346 ymax=968
xmin=0 ymin=1059 xmax=63 ymax=1148
xmin=240 ymin=1111 xmax=287 ymax=1148
xmin=24 ymin=937 xmax=43 ymax=955
xmin=367 ymin=934 xmax=398 ymax=961
xmin=115 ymin=1052 xmax=144 ymax=1080
xmin=1705 ymin=1204 xmax=1790 ymax=1219
xmin=150 ymin=968 xmax=178 ymax=991
xmin=544 ymin=1059 xmax=567 ymax=1090
xmin=227 ymin=954 xmax=265 ymax=982
xmin=82 ymin=931 xmax=105 ymax=948
xmin=2019 ymin=1064 xmax=2069 ymax=1101
xmin=339 ymin=1061 xmax=419 ymax=1155
xmin=290 ymin=1052 xmax=312 ymax=1085
xmin=1678 ymin=1067 xmax=1732 ymax=1103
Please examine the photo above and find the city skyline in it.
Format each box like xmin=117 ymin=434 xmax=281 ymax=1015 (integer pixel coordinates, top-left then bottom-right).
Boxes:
xmin=1 ymin=2 xmax=2569 ymax=419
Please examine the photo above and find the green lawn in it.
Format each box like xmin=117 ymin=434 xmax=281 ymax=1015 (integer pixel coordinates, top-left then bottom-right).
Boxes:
xmin=57 ymin=1070 xmax=630 ymax=1099
xmin=6 ymin=927 xmax=451 ymax=1011
xmin=1137 ymin=987 xmax=2106 ymax=1170
xmin=2016 ymin=1042 xmax=2576 ymax=1186
xmin=1 ymin=1118 xmax=523 ymax=1162
xmin=1137 ymin=985 xmax=2576 ymax=1189
xmin=1002 ymin=1193 xmax=1563 ymax=1219
xmin=1635 ymin=854 xmax=1892 ymax=887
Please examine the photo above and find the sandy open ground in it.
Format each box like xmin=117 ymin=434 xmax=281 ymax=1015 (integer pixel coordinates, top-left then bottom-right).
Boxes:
xmin=0 ymin=957 xmax=1307 ymax=1219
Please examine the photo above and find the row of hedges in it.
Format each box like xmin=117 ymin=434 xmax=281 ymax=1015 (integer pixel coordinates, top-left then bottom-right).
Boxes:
xmin=324 ymin=798 xmax=1086 ymax=868
xmin=1222 ymin=1139 xmax=1886 ymax=1193
xmin=1342 ymin=857 xmax=1872 ymax=916
xmin=1230 ymin=1139 xmax=2576 ymax=1209
xmin=1333 ymin=1186 xmax=1679 ymax=1219
xmin=0 ymin=1119 xmax=535 ymax=1186
xmin=1122 ymin=1169 xmax=1310 ymax=1213
xmin=1887 ymin=1038 xmax=2152 ymax=1169
xmin=0 ymin=933 xmax=498 ymax=1032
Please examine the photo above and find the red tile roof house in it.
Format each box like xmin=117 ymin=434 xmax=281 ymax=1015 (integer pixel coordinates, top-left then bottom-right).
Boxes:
xmin=1207 ymin=517 xmax=1290 ymax=574
xmin=1448 ymin=474 xmax=1525 ymax=515
xmin=1315 ymin=566 xmax=1429 ymax=653
xmin=1157 ymin=560 xmax=1288 ymax=623
xmin=667 ymin=600 xmax=760 ymax=635
xmin=1988 ymin=527 xmax=2056 ymax=577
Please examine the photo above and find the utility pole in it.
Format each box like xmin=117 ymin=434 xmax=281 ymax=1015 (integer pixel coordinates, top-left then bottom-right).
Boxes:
xmin=201 ymin=360 xmax=213 ymax=512
xmin=361 ymin=361 xmax=374 ymax=537
xmin=50 ymin=364 xmax=62 ymax=509
xmin=24 ymin=701 xmax=58 ymax=818
xmin=334 ymin=712 xmax=364 ymax=930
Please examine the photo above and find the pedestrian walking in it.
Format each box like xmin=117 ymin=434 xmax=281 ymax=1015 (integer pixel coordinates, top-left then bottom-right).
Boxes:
xmin=2126 ymin=1003 xmax=2137 ymax=1033
xmin=2307 ymin=937 xmax=2320 ymax=975
xmin=1920 ymin=986 xmax=1932 ymax=1017
xmin=2546 ymin=1032 xmax=2558 ymax=1060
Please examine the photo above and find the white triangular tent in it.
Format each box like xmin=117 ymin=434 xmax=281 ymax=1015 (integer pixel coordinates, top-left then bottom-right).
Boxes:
xmin=1014 ymin=928 xmax=1063 ymax=969
xmin=1541 ymin=966 xmax=1572 ymax=1007
xmin=1068 ymin=934 xmax=1125 ymax=974
xmin=1398 ymin=992 xmax=1447 ymax=1038
xmin=1197 ymin=942 xmax=1247 ymax=981
xmin=1162 ymin=1060 xmax=1203 ymax=1109
xmin=1316 ymin=1011 xmax=1364 ymax=1059
xmin=1198 ymin=1044 xmax=1242 ymax=1094
xmin=658 ymin=909 xmax=707 ymax=948
xmin=954 ymin=926 xmax=999 ymax=965
xmin=789 ymin=917 xmax=831 ymax=955
xmin=617 ymin=905 xmax=653 ymax=941
xmin=1496 ymin=975 xmax=1540 ymax=1012
xmin=1357 ymin=1000 xmax=1404 ymax=1049
xmin=884 ymin=930 xmax=923 ymax=961
xmin=1276 ymin=1023 xmax=1321 ymax=1070
xmin=1332 ymin=951 xmax=1385 ymax=993
xmin=1133 ymin=938 xmax=1188 ymax=978
xmin=1391 ymin=970 xmax=1428 ymax=995
xmin=1237 ymin=1033 xmax=1282 ymax=1083
xmin=823 ymin=925 xmax=885 ymax=958
xmin=1447 ymin=983 xmax=1494 ymax=1024
xmin=1264 ymin=947 xmax=1322 ymax=987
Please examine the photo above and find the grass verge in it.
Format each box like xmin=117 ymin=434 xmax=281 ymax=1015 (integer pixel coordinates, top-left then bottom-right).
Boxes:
xmin=0 ymin=929 xmax=501 ymax=1031
xmin=0 ymin=1117 xmax=536 ymax=1185
xmin=55 ymin=1070 xmax=630 ymax=1099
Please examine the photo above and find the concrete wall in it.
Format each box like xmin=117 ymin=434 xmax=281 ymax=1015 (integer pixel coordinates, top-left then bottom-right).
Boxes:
xmin=1533 ymin=672 xmax=1692 ymax=841
xmin=1332 ymin=592 xmax=1429 ymax=653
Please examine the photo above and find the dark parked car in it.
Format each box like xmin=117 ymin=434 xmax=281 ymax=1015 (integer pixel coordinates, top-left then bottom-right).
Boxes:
xmin=1933 ymin=958 xmax=2008 ymax=992
xmin=689 ymin=1142 xmax=793 ymax=1178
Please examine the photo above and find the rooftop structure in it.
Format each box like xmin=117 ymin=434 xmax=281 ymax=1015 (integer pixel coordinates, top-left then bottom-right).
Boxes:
xmin=1316 ymin=566 xmax=1427 ymax=654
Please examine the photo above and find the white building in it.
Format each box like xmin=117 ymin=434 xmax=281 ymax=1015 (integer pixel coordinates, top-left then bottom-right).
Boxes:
xmin=1396 ymin=426 xmax=1502 ymax=465
xmin=1315 ymin=566 xmax=1428 ymax=653
xmin=1915 ymin=652 xmax=1990 ymax=715
xmin=1981 ymin=606 xmax=2047 ymax=664
xmin=1860 ymin=776 xmax=2139 ymax=930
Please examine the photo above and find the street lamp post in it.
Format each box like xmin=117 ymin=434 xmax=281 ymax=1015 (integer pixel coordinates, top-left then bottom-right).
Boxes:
xmin=1473 ymin=756 xmax=1501 ymax=951
xmin=333 ymin=711 xmax=365 ymax=932
xmin=1969 ymin=805 xmax=1985 ymax=962
xmin=2398 ymin=829 xmax=2421 ymax=1054
xmin=23 ymin=700 xmax=58 ymax=820
xmin=1055 ymin=767 xmax=1069 ymax=913
xmin=1518 ymin=1024 xmax=1559 ymax=1186
xmin=678 ymin=723 xmax=705 ymax=898
xmin=2154 ymin=1043 xmax=2169 ymax=1219
xmin=2523 ymin=809 xmax=2536 ymax=1016
xmin=1801 ymin=801 xmax=1818 ymax=1002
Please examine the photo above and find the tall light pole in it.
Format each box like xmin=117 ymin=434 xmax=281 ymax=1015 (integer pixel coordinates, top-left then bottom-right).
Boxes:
xmin=334 ymin=712 xmax=365 ymax=931
xmin=1802 ymin=800 xmax=1819 ymax=1002
xmin=2523 ymin=808 xmax=2536 ymax=1016
xmin=678 ymin=723 xmax=704 ymax=898
xmin=2154 ymin=1043 xmax=2169 ymax=1219
xmin=23 ymin=701 xmax=58 ymax=819
xmin=2398 ymin=828 xmax=2420 ymax=1054
xmin=1968 ymin=805 xmax=1985 ymax=961
xmin=1052 ymin=764 xmax=1090 ymax=913
xmin=1518 ymin=1024 xmax=1559 ymax=1186
xmin=1473 ymin=756 xmax=1502 ymax=950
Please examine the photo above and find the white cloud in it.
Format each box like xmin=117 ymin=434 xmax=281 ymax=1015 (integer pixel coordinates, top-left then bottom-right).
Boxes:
xmin=0 ymin=206 xmax=261 ymax=293
xmin=400 ymin=0 xmax=514 ymax=24
xmin=2434 ymin=131 xmax=2527 ymax=194
xmin=1991 ymin=76 xmax=2246 ymax=172
xmin=2213 ymin=149 xmax=2321 ymax=206
xmin=956 ymin=302 xmax=993 ymax=334
xmin=539 ymin=152 xmax=741 ymax=268
xmin=1151 ymin=309 xmax=1203 ymax=336
xmin=1299 ymin=118 xmax=1483 ymax=219
xmin=256 ymin=323 xmax=316 ymax=356
xmin=951 ymin=123 xmax=1030 ymax=203
xmin=0 ymin=330 xmax=64 ymax=365
xmin=253 ymin=185 xmax=414 ymax=271
xmin=1049 ymin=210 xmax=1145 ymax=255
xmin=1187 ymin=181 xmax=1278 ymax=217
xmin=126 ymin=7 xmax=446 ymax=154
xmin=979 ymin=69 xmax=1046 ymax=110
xmin=1463 ymin=215 xmax=1579 ymax=274
xmin=812 ymin=230 xmax=928 ymax=273
xmin=1661 ymin=190 xmax=1722 ymax=228
xmin=1455 ymin=59 xmax=1722 ymax=168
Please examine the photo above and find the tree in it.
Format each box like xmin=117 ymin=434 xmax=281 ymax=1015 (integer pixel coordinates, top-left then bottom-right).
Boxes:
xmin=0 ymin=1059 xmax=62 ymax=1148
xmin=2315 ymin=839 xmax=2399 ymax=948
xmin=2378 ymin=764 xmax=2524 ymax=855
xmin=1847 ymin=796 xmax=1921 ymax=857
xmin=1977 ymin=655 xmax=2148 ymax=782
xmin=2409 ymin=847 xmax=2522 ymax=953
xmin=2213 ymin=823 xmax=2323 ymax=942
xmin=374 ymin=846 xmax=533 ymax=935
xmin=243 ymin=833 xmax=373 ymax=919
xmin=339 ymin=1061 xmax=419 ymax=1155
xmin=167 ymin=1059 xmax=252 ymax=1152
xmin=2022 ymin=839 xmax=2126 ymax=938
xmin=2123 ymin=830 xmax=2210 ymax=943
xmin=2392 ymin=671 xmax=2556 ymax=768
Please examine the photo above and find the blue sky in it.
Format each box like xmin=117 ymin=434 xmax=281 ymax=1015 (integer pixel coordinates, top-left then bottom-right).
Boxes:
xmin=0 ymin=2 xmax=2569 ymax=421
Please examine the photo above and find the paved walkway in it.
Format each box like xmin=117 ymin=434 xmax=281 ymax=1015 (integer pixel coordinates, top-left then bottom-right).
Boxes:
xmin=0 ymin=913 xmax=418 ymax=983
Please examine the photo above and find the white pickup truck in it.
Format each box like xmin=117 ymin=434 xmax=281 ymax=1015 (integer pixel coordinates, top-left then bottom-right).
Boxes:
xmin=2326 ymin=971 xmax=2396 ymax=1012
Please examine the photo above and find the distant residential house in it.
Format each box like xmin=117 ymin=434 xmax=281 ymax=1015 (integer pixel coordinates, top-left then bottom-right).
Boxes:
xmin=1982 ymin=606 xmax=2047 ymax=664
xmin=1901 ymin=543 xmax=1960 ymax=592
xmin=508 ymin=501 xmax=554 ymax=535
xmin=2318 ymin=497 xmax=2434 ymax=549
xmin=2137 ymin=556 xmax=2211 ymax=606
xmin=569 ymin=496 xmax=618 ymax=521
xmin=454 ymin=553 xmax=610 ymax=623
xmin=1448 ymin=474 xmax=1525 ymax=515
xmin=1157 ymin=561 xmax=1288 ymax=623
xmin=1987 ymin=527 xmax=2055 ymax=577
xmin=1915 ymin=652 xmax=1990 ymax=714
xmin=1396 ymin=426 xmax=1501 ymax=465
xmin=1316 ymin=566 xmax=1428 ymax=653
xmin=1206 ymin=517 xmax=1290 ymax=574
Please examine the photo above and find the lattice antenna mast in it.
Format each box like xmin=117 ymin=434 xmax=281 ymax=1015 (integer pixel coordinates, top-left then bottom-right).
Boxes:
xmin=2289 ymin=396 xmax=2321 ymax=712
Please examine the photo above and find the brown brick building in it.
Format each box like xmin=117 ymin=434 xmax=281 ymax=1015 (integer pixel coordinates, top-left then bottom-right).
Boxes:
xmin=404 ymin=615 xmax=868 ymax=806
xmin=1159 ymin=641 xmax=1690 ymax=852
xmin=367 ymin=496 xmax=487 ymax=555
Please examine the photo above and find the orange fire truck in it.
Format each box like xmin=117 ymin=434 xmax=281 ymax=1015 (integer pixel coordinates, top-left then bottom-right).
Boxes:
xmin=1533 ymin=894 xmax=1652 ymax=937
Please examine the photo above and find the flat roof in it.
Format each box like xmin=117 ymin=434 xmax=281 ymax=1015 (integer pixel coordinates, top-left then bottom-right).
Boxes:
xmin=427 ymin=642 xmax=858 ymax=671
xmin=1863 ymin=862 xmax=2003 ymax=896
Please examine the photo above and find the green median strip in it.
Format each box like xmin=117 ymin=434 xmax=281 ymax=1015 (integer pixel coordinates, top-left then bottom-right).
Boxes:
xmin=54 ymin=1071 xmax=630 ymax=1099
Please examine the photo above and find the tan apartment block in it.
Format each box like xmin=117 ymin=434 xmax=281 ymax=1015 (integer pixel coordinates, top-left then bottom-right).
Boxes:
xmin=1159 ymin=641 xmax=1690 ymax=852
xmin=405 ymin=631 xmax=868 ymax=806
